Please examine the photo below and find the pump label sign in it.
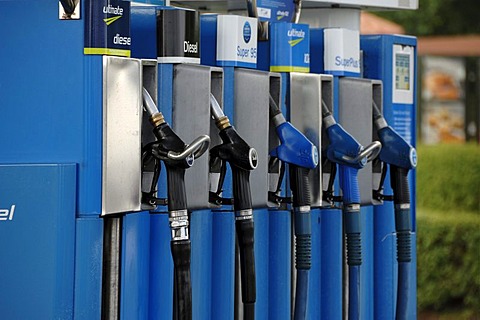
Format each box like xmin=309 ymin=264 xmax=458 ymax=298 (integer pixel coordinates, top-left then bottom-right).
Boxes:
xmin=157 ymin=9 xmax=200 ymax=64
xmin=270 ymin=23 xmax=310 ymax=73
xmin=324 ymin=28 xmax=360 ymax=76
xmin=84 ymin=0 xmax=131 ymax=57
xmin=216 ymin=16 xmax=258 ymax=68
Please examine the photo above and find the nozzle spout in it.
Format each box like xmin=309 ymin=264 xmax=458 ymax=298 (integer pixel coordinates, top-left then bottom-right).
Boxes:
xmin=210 ymin=93 xmax=225 ymax=121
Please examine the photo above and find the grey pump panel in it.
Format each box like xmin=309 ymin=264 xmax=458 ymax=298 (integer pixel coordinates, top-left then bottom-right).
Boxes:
xmin=338 ymin=78 xmax=383 ymax=206
xmin=290 ymin=73 xmax=332 ymax=207
xmin=234 ymin=69 xmax=280 ymax=208
xmin=172 ymin=64 xmax=223 ymax=210
xmin=102 ymin=56 xmax=143 ymax=216
xmin=268 ymin=73 xmax=282 ymax=208
xmin=319 ymin=76 xmax=335 ymax=207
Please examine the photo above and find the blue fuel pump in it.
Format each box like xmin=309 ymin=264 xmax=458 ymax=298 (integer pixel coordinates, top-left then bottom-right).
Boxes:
xmin=268 ymin=95 xmax=318 ymax=320
xmin=371 ymin=101 xmax=416 ymax=320
xmin=321 ymin=101 xmax=381 ymax=320
xmin=141 ymin=89 xmax=210 ymax=320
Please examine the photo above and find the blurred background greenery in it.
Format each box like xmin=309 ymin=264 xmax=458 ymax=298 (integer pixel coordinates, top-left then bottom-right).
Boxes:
xmin=375 ymin=0 xmax=480 ymax=36
xmin=416 ymin=144 xmax=479 ymax=319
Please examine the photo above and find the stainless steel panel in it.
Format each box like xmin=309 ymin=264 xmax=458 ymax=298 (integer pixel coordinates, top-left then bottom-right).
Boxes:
xmin=141 ymin=60 xmax=158 ymax=210
xmin=268 ymin=73 xmax=282 ymax=208
xmin=234 ymin=69 xmax=271 ymax=208
xmin=319 ymin=75 xmax=335 ymax=207
xmin=290 ymin=73 xmax=330 ymax=208
xmin=102 ymin=56 xmax=142 ymax=216
xmin=338 ymin=77 xmax=382 ymax=206
xmin=172 ymin=64 xmax=222 ymax=210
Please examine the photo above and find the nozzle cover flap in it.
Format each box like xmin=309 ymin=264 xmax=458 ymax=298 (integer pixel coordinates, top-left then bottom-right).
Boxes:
xmin=325 ymin=123 xmax=365 ymax=169
xmin=378 ymin=126 xmax=417 ymax=169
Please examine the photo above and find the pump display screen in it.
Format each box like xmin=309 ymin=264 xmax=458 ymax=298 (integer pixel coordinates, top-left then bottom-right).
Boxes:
xmin=395 ymin=53 xmax=410 ymax=90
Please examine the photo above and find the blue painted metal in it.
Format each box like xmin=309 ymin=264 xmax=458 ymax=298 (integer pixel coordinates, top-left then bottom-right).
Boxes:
xmin=310 ymin=29 xmax=325 ymax=74
xmin=409 ymin=233 xmax=417 ymax=319
xmin=211 ymin=211 xmax=236 ymax=319
xmin=254 ymin=208 xmax=270 ymax=319
xmin=307 ymin=209 xmax=321 ymax=319
xmin=131 ymin=5 xmax=158 ymax=59
xmin=74 ymin=217 xmax=104 ymax=320
xmin=360 ymin=206 xmax=374 ymax=320
xmin=133 ymin=0 xmax=166 ymax=5
xmin=0 ymin=164 xmax=76 ymax=319
xmin=121 ymin=211 xmax=151 ymax=320
xmin=319 ymin=208 xmax=342 ymax=320
xmin=200 ymin=14 xmax=219 ymax=67
xmin=149 ymin=213 xmax=174 ymax=319
xmin=361 ymin=34 xmax=417 ymax=320
xmin=268 ymin=209 xmax=292 ymax=320
xmin=190 ymin=209 xmax=213 ymax=319
xmin=0 ymin=1 xmax=102 ymax=217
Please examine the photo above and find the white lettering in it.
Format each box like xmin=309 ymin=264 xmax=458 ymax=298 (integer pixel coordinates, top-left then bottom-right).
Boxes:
xmin=0 ymin=205 xmax=15 ymax=221
xmin=287 ymin=29 xmax=305 ymax=38
xmin=103 ymin=5 xmax=124 ymax=16
xmin=113 ymin=34 xmax=131 ymax=46
xmin=335 ymin=55 xmax=360 ymax=68
xmin=184 ymin=41 xmax=198 ymax=54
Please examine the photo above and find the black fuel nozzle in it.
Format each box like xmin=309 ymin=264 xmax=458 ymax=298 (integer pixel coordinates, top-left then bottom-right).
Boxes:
xmin=142 ymin=88 xmax=210 ymax=320
xmin=209 ymin=93 xmax=257 ymax=310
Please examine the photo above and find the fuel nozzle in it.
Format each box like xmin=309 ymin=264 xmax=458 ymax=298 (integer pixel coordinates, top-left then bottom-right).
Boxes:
xmin=209 ymin=93 xmax=257 ymax=313
xmin=143 ymin=88 xmax=210 ymax=170
xmin=371 ymin=100 xmax=415 ymax=262
xmin=268 ymin=94 xmax=318 ymax=320
xmin=142 ymin=88 xmax=211 ymax=320
xmin=268 ymin=95 xmax=318 ymax=170
xmin=209 ymin=93 xmax=258 ymax=172
xmin=320 ymin=100 xmax=382 ymax=320
xmin=372 ymin=101 xmax=417 ymax=171
xmin=321 ymin=100 xmax=381 ymax=170
xmin=320 ymin=99 xmax=381 ymax=263
xmin=371 ymin=100 xmax=416 ymax=320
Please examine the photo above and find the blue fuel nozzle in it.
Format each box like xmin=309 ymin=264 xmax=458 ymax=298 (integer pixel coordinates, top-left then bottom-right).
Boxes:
xmin=372 ymin=101 xmax=416 ymax=170
xmin=270 ymin=121 xmax=319 ymax=169
xmin=376 ymin=125 xmax=417 ymax=170
xmin=268 ymin=95 xmax=318 ymax=169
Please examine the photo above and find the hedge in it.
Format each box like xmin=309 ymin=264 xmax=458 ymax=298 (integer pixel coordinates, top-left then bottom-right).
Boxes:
xmin=417 ymin=209 xmax=480 ymax=315
xmin=416 ymin=144 xmax=480 ymax=213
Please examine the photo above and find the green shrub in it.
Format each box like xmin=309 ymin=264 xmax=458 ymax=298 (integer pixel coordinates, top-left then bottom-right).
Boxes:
xmin=417 ymin=209 xmax=480 ymax=314
xmin=417 ymin=144 xmax=480 ymax=213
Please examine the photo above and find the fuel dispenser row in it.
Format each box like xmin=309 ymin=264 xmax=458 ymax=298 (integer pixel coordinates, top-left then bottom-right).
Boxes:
xmin=0 ymin=1 xmax=417 ymax=319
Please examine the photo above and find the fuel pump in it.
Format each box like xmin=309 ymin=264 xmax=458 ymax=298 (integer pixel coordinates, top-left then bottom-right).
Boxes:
xmin=209 ymin=93 xmax=258 ymax=319
xmin=321 ymin=101 xmax=381 ymax=320
xmin=268 ymin=96 xmax=318 ymax=320
xmin=141 ymin=89 xmax=210 ymax=320
xmin=242 ymin=1 xmax=317 ymax=317
xmin=371 ymin=101 xmax=416 ymax=320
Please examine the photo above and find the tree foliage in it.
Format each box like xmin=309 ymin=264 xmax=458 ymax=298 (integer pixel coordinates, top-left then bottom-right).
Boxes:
xmin=374 ymin=0 xmax=480 ymax=36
